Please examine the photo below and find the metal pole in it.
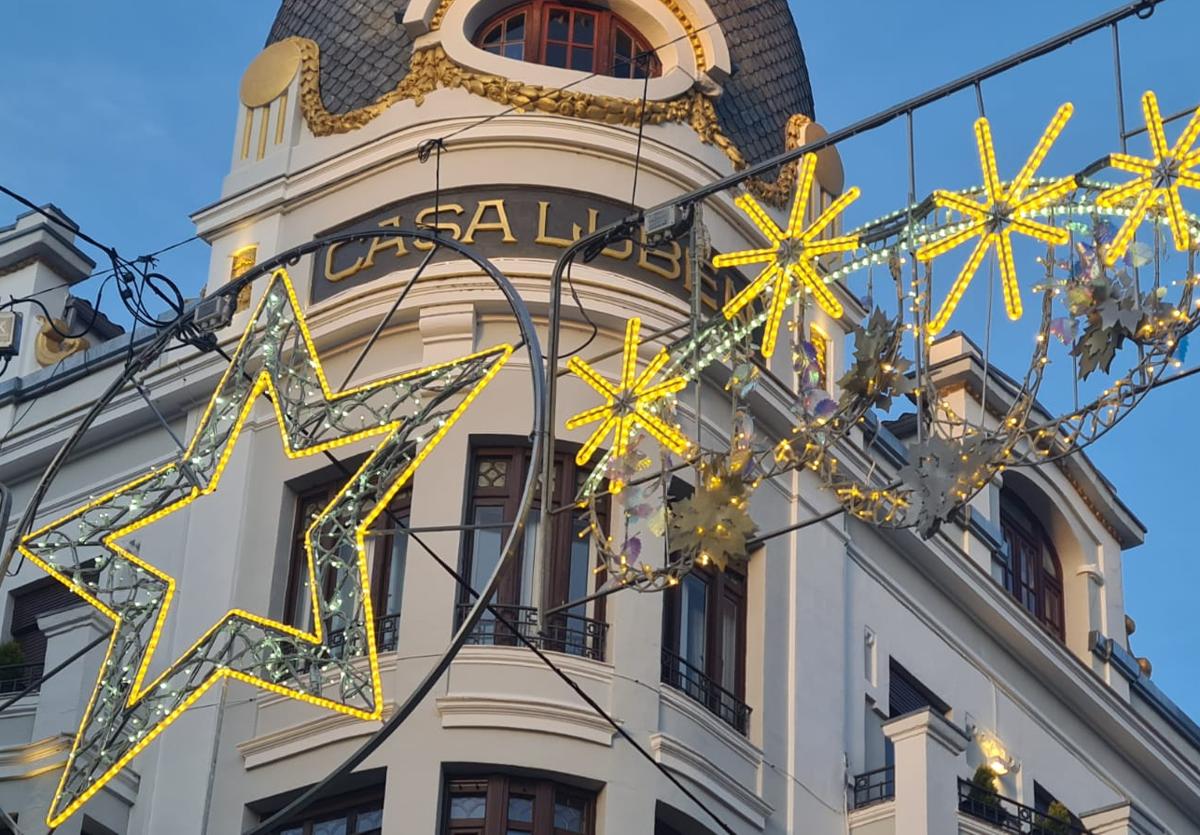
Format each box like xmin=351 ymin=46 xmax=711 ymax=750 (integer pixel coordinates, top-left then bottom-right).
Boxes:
xmin=1111 ymin=23 xmax=1129 ymax=152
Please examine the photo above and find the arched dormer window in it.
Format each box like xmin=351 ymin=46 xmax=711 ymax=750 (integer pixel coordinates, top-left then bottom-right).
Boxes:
xmin=997 ymin=491 xmax=1065 ymax=640
xmin=474 ymin=1 xmax=662 ymax=78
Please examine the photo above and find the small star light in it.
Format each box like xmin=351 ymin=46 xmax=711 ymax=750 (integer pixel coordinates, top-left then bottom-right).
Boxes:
xmin=1099 ymin=91 xmax=1200 ymax=265
xmin=714 ymin=153 xmax=860 ymax=358
xmin=566 ymin=318 xmax=689 ymax=490
xmin=919 ymin=103 xmax=1077 ymax=336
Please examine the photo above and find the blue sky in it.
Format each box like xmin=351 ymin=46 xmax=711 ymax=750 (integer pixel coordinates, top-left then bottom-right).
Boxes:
xmin=1 ymin=1 xmax=1198 ymax=714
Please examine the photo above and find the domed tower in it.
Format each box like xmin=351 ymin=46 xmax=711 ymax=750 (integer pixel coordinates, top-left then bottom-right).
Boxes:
xmin=185 ymin=2 xmax=854 ymax=833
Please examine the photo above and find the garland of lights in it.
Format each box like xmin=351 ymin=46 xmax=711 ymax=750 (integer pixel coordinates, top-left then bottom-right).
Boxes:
xmin=570 ymin=92 xmax=1200 ymax=590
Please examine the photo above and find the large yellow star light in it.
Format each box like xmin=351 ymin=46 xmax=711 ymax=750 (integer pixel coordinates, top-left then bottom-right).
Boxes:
xmin=19 ymin=268 xmax=511 ymax=828
xmin=1099 ymin=91 xmax=1200 ymax=265
xmin=566 ymin=317 xmax=689 ymax=491
xmin=714 ymin=153 xmax=860 ymax=358
xmin=919 ymin=103 xmax=1077 ymax=336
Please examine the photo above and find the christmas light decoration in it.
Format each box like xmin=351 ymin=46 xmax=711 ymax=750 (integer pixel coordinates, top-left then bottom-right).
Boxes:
xmin=566 ymin=317 xmax=689 ymax=491
xmin=919 ymin=103 xmax=1077 ymax=335
xmin=19 ymin=268 xmax=511 ymax=827
xmin=715 ymin=153 xmax=860 ymax=357
xmin=1098 ymin=91 xmax=1200 ymax=264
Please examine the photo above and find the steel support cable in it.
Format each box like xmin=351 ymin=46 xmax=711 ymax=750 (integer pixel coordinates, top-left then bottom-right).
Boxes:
xmin=0 ymin=630 xmax=112 ymax=717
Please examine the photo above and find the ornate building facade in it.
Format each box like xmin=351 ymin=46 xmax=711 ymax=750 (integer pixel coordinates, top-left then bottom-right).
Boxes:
xmin=0 ymin=1 xmax=1197 ymax=834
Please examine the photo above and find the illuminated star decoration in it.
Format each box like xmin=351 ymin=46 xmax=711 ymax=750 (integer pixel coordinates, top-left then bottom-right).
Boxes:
xmin=1099 ymin=91 xmax=1200 ymax=265
xmin=566 ymin=317 xmax=689 ymax=491
xmin=918 ymin=103 xmax=1077 ymax=335
xmin=714 ymin=153 xmax=860 ymax=358
xmin=19 ymin=268 xmax=511 ymax=828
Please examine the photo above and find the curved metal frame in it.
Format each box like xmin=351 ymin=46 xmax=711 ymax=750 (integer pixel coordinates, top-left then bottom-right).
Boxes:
xmin=0 ymin=229 xmax=545 ymax=832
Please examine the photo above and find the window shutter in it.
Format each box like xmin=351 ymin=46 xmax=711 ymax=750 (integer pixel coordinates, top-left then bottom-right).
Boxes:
xmin=888 ymin=660 xmax=949 ymax=718
xmin=10 ymin=580 xmax=83 ymax=667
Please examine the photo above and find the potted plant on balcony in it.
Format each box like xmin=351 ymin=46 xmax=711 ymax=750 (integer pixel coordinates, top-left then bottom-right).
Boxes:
xmin=1034 ymin=800 xmax=1073 ymax=835
xmin=962 ymin=764 xmax=1006 ymax=825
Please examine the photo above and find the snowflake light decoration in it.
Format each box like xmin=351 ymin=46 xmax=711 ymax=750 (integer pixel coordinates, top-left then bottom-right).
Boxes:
xmin=919 ymin=103 xmax=1077 ymax=335
xmin=714 ymin=153 xmax=860 ymax=358
xmin=1099 ymin=91 xmax=1200 ymax=265
xmin=566 ymin=317 xmax=689 ymax=492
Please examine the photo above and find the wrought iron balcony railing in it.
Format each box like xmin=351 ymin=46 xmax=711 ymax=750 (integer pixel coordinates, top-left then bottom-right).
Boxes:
xmin=852 ymin=766 xmax=895 ymax=809
xmin=660 ymin=648 xmax=751 ymax=736
xmin=454 ymin=603 xmax=608 ymax=662
xmin=957 ymin=778 xmax=1090 ymax=834
xmin=374 ymin=612 xmax=400 ymax=652
xmin=0 ymin=662 xmax=43 ymax=696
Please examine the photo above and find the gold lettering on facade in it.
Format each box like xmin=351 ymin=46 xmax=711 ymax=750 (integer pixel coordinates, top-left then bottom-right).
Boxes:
xmin=461 ymin=199 xmax=518 ymax=244
xmin=536 ymin=201 xmax=573 ymax=248
xmin=413 ymin=204 xmax=464 ymax=249
xmin=637 ymin=231 xmax=681 ymax=280
xmin=325 ymin=239 xmax=366 ymax=282
xmin=361 ymin=216 xmax=409 ymax=270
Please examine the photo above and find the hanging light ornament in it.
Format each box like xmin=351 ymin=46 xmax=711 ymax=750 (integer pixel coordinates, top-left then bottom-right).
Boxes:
xmin=565 ymin=317 xmax=690 ymax=492
xmin=715 ymin=153 xmax=861 ymax=357
xmin=18 ymin=269 xmax=512 ymax=827
xmin=1098 ymin=91 xmax=1200 ymax=264
xmin=918 ymin=103 xmax=1077 ymax=335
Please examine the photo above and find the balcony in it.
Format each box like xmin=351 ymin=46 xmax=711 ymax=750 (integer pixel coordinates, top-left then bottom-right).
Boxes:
xmin=327 ymin=612 xmax=402 ymax=654
xmin=454 ymin=603 xmax=608 ymax=662
xmin=660 ymin=648 xmax=751 ymax=735
xmin=957 ymin=778 xmax=1090 ymax=834
xmin=0 ymin=663 xmax=43 ymax=696
xmin=852 ymin=765 xmax=895 ymax=809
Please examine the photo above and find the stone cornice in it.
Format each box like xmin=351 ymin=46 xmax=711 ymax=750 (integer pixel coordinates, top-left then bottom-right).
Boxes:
xmin=882 ymin=707 xmax=970 ymax=755
xmin=436 ymin=693 xmax=616 ymax=746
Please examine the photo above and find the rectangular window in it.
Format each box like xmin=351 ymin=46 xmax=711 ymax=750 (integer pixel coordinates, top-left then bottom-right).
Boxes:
xmin=259 ymin=787 xmax=384 ymax=835
xmin=458 ymin=443 xmax=609 ymax=661
xmin=7 ymin=575 xmax=91 ymax=678
xmin=662 ymin=561 xmax=749 ymax=734
xmin=443 ymin=775 xmax=594 ymax=835
xmin=284 ymin=480 xmax=410 ymax=652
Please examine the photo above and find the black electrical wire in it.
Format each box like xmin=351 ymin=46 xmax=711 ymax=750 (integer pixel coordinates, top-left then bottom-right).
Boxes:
xmin=246 ymin=448 xmax=737 ymax=835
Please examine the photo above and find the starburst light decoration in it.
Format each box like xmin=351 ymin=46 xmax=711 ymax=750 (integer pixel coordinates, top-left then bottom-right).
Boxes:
xmin=19 ymin=268 xmax=511 ymax=827
xmin=1099 ymin=91 xmax=1200 ymax=265
xmin=919 ymin=103 xmax=1077 ymax=335
xmin=715 ymin=153 xmax=860 ymax=357
xmin=566 ymin=317 xmax=689 ymax=491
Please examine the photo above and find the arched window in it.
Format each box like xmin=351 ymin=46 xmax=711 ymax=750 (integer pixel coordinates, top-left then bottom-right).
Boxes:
xmin=474 ymin=1 xmax=661 ymax=78
xmin=996 ymin=492 xmax=1064 ymax=639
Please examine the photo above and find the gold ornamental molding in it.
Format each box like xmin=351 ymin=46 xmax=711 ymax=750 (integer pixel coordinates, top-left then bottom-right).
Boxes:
xmin=284 ymin=37 xmax=816 ymax=208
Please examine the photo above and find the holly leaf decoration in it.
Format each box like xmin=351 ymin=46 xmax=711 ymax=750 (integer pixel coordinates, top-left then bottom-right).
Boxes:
xmin=837 ymin=310 xmax=912 ymax=411
xmin=899 ymin=434 xmax=1001 ymax=536
xmin=667 ymin=454 xmax=758 ymax=572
